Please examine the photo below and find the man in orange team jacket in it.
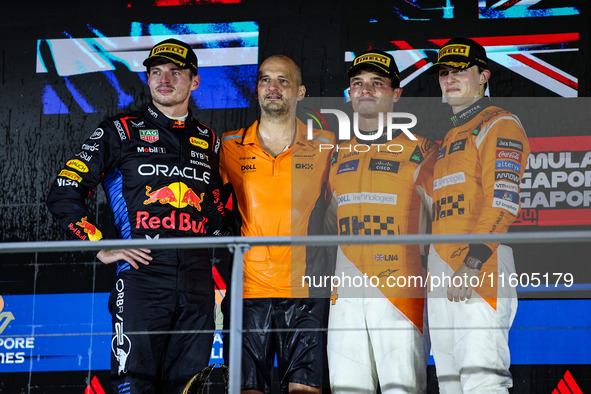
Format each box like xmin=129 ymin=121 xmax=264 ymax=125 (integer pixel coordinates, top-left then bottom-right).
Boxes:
xmin=220 ymin=55 xmax=336 ymax=393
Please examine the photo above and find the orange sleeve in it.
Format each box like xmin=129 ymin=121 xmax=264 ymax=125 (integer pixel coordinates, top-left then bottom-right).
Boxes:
xmin=471 ymin=116 xmax=531 ymax=262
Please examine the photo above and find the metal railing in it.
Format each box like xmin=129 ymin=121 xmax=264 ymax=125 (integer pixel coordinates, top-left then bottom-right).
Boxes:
xmin=2 ymin=230 xmax=591 ymax=393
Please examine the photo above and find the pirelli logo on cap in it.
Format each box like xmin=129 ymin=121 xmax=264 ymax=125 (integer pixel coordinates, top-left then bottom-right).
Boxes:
xmin=152 ymin=43 xmax=188 ymax=58
xmin=438 ymin=44 xmax=470 ymax=61
xmin=354 ymin=53 xmax=391 ymax=68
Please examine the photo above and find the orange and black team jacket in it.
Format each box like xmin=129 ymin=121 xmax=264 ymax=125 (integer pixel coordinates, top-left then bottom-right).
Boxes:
xmin=220 ymin=118 xmax=336 ymax=298
xmin=327 ymin=131 xmax=438 ymax=330
xmin=431 ymin=98 xmax=531 ymax=305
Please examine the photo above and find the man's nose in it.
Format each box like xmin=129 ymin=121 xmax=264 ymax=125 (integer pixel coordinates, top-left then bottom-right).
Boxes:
xmin=360 ymin=82 xmax=374 ymax=94
xmin=267 ymin=79 xmax=280 ymax=91
xmin=159 ymin=71 xmax=171 ymax=84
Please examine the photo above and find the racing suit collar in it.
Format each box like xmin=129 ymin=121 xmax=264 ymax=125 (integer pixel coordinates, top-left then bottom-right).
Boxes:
xmin=241 ymin=119 xmax=260 ymax=145
xmin=448 ymin=97 xmax=493 ymax=128
xmin=144 ymin=103 xmax=193 ymax=129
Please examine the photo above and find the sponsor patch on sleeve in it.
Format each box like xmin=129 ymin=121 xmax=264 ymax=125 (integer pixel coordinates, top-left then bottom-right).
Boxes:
xmin=494 ymin=171 xmax=520 ymax=184
xmin=494 ymin=189 xmax=520 ymax=204
xmin=492 ymin=200 xmax=519 ymax=215
xmin=495 ymin=160 xmax=522 ymax=173
xmin=493 ymin=180 xmax=519 ymax=193
xmin=59 ymin=169 xmax=82 ymax=182
xmin=496 ymin=149 xmax=522 ymax=162
xmin=66 ymin=159 xmax=89 ymax=173
xmin=492 ymin=189 xmax=520 ymax=215
xmin=496 ymin=137 xmax=523 ymax=152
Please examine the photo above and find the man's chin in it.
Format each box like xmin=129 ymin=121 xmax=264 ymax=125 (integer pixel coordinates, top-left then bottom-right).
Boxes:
xmin=262 ymin=103 xmax=289 ymax=115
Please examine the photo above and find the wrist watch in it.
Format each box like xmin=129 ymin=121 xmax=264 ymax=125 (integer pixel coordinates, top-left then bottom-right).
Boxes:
xmin=464 ymin=256 xmax=483 ymax=270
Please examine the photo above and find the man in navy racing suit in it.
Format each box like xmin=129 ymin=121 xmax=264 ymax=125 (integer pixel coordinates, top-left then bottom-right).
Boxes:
xmin=46 ymin=38 xmax=229 ymax=394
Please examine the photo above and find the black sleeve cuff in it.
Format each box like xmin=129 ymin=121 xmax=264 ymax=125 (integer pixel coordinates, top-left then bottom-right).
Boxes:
xmin=467 ymin=243 xmax=493 ymax=264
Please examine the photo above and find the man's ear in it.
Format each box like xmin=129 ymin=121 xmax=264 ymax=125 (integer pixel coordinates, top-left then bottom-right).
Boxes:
xmin=480 ymin=69 xmax=491 ymax=85
xmin=191 ymin=75 xmax=200 ymax=92
xmin=297 ymin=84 xmax=306 ymax=101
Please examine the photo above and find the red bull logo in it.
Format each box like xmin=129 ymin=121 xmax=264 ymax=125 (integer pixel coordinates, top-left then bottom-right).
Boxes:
xmin=75 ymin=216 xmax=103 ymax=241
xmin=144 ymin=185 xmax=177 ymax=205
xmin=181 ymin=188 xmax=205 ymax=211
xmin=172 ymin=120 xmax=185 ymax=128
xmin=136 ymin=211 xmax=208 ymax=234
xmin=144 ymin=182 xmax=204 ymax=211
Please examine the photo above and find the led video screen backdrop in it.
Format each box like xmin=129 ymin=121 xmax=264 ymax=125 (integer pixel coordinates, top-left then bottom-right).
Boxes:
xmin=1 ymin=1 xmax=590 ymax=393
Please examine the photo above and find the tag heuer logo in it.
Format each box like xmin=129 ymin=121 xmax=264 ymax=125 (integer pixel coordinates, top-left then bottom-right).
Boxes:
xmin=140 ymin=130 xmax=159 ymax=143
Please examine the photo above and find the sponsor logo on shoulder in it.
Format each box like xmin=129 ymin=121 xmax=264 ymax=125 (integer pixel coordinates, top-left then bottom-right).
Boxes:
xmin=495 ymin=171 xmax=520 ymax=184
xmin=114 ymin=120 xmax=127 ymax=140
xmin=337 ymin=192 xmax=397 ymax=206
xmin=59 ymin=169 xmax=82 ymax=182
xmin=82 ymin=143 xmax=100 ymax=152
xmin=66 ymin=159 xmax=89 ymax=173
xmin=493 ymin=181 xmax=519 ymax=193
xmin=495 ymin=160 xmax=522 ymax=173
xmin=409 ymin=146 xmax=423 ymax=164
xmin=449 ymin=138 xmax=467 ymax=154
xmin=433 ymin=172 xmax=466 ymax=190
xmin=57 ymin=178 xmax=79 ymax=187
xmin=76 ymin=151 xmax=93 ymax=162
xmin=437 ymin=146 xmax=447 ymax=160
xmin=190 ymin=137 xmax=209 ymax=149
xmin=130 ymin=120 xmax=145 ymax=128
xmin=496 ymin=138 xmax=523 ymax=152
xmin=90 ymin=128 xmax=103 ymax=140
xmin=197 ymin=126 xmax=209 ymax=136
xmin=337 ymin=159 xmax=359 ymax=175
